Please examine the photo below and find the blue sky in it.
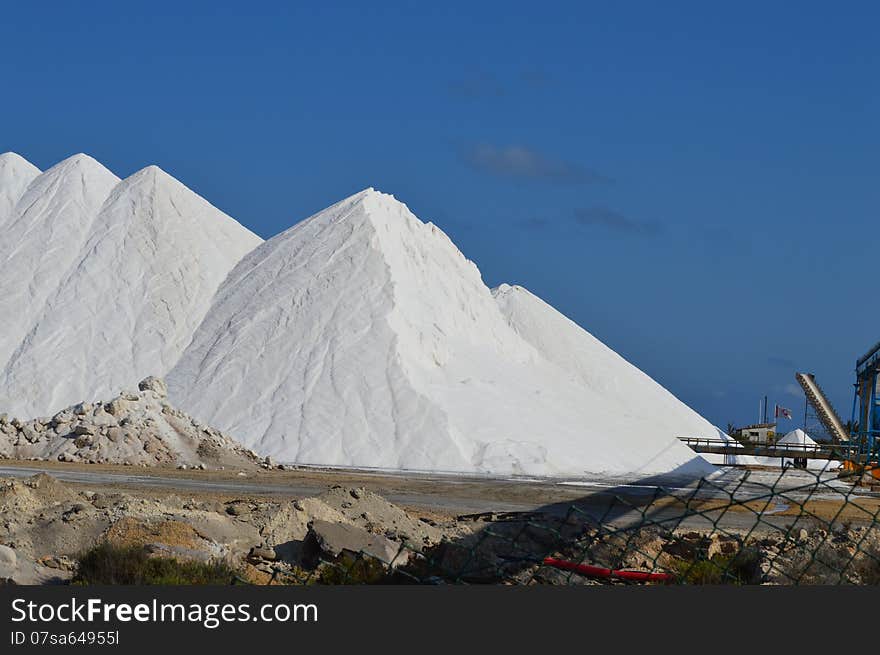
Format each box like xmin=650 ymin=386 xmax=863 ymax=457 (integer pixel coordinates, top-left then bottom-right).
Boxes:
xmin=1 ymin=2 xmax=876 ymax=429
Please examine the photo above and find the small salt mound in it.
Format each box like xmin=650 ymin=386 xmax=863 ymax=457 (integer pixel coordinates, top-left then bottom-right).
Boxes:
xmin=0 ymin=378 xmax=259 ymax=468
xmin=777 ymin=429 xmax=818 ymax=449
xmin=706 ymin=428 xmax=840 ymax=471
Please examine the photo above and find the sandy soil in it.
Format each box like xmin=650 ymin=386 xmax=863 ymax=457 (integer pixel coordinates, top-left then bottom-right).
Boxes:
xmin=1 ymin=459 xmax=876 ymax=525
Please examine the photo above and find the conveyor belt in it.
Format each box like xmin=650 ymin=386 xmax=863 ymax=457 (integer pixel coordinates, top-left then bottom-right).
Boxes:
xmin=796 ymin=372 xmax=850 ymax=442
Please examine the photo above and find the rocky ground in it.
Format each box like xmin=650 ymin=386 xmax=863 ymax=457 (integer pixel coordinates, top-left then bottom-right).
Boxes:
xmin=0 ymin=472 xmax=468 ymax=585
xmin=1 ymin=470 xmax=879 ymax=585
xmin=515 ymin=521 xmax=880 ymax=585
xmin=0 ymin=378 xmax=262 ymax=470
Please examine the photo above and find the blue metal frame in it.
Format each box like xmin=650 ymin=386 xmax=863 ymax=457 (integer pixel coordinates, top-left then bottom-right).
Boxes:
xmin=852 ymin=341 xmax=880 ymax=462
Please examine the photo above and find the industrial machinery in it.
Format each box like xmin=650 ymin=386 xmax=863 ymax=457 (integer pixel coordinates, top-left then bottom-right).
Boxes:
xmin=793 ymin=341 xmax=880 ymax=472
xmin=680 ymin=345 xmax=879 ymax=472
xmin=795 ymin=372 xmax=849 ymax=443
xmin=853 ymin=341 xmax=880 ymax=459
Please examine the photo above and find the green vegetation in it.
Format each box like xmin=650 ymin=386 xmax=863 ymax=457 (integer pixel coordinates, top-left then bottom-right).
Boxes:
xmin=317 ymin=553 xmax=391 ymax=584
xmin=72 ymin=542 xmax=238 ymax=585
xmin=673 ymin=550 xmax=761 ymax=585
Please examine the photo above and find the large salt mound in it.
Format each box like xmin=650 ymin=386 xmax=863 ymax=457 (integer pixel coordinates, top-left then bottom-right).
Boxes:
xmin=168 ymin=188 xmax=716 ymax=479
xmin=0 ymin=155 xmax=120 ymax=374
xmin=0 ymin=154 xmax=262 ymax=417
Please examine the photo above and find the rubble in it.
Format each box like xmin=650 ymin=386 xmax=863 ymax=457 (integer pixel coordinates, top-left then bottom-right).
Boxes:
xmin=304 ymin=519 xmax=409 ymax=567
xmin=3 ymin=471 xmax=878 ymax=586
xmin=0 ymin=473 xmax=462 ymax=585
xmin=0 ymin=378 xmax=260 ymax=469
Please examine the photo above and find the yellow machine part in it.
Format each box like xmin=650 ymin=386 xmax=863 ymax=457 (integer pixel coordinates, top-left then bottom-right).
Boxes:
xmin=843 ymin=460 xmax=880 ymax=479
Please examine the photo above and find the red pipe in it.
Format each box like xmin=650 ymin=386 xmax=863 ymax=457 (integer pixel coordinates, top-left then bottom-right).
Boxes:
xmin=542 ymin=557 xmax=674 ymax=583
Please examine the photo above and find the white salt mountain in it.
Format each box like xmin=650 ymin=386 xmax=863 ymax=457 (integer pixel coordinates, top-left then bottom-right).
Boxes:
xmin=0 ymin=154 xmax=722 ymax=478
xmin=0 ymin=155 xmax=120 ymax=376
xmin=0 ymin=154 xmax=262 ymax=418
xmin=0 ymin=152 xmax=41 ymax=228
xmin=168 ymin=188 xmax=718 ymax=479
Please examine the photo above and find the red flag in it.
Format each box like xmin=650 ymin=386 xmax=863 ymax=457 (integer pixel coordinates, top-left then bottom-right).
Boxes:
xmin=775 ymin=404 xmax=793 ymax=420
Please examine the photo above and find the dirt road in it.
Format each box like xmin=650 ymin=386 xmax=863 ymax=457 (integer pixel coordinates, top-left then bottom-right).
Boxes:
xmin=1 ymin=460 xmax=876 ymax=533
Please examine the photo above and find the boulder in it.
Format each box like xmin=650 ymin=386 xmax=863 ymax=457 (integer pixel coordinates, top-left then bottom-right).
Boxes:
xmin=105 ymin=397 xmax=131 ymax=416
xmin=248 ymin=545 xmax=277 ymax=562
xmin=707 ymin=535 xmax=742 ymax=559
xmin=20 ymin=424 xmax=40 ymax=443
xmin=51 ymin=410 xmax=74 ymax=426
xmin=226 ymin=501 xmax=252 ymax=517
xmin=73 ymin=403 xmax=92 ymax=416
xmin=305 ymin=519 xmax=408 ymax=567
xmin=0 ymin=545 xmax=16 ymax=567
xmin=73 ymin=435 xmax=92 ymax=448
xmin=138 ymin=376 xmax=168 ymax=398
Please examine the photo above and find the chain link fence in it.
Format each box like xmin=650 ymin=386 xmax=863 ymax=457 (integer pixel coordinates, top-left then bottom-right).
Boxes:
xmin=252 ymin=463 xmax=880 ymax=585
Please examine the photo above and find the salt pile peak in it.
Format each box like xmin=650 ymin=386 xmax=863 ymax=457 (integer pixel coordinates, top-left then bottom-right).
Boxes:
xmin=168 ymin=188 xmax=716 ymax=478
xmin=0 ymin=152 xmax=41 ymax=227
xmin=0 ymin=154 xmax=262 ymax=417
xmin=0 ymin=154 xmax=120 ymax=374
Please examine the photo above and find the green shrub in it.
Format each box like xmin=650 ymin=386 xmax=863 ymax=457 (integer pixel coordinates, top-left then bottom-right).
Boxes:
xmin=317 ymin=553 xmax=391 ymax=585
xmin=673 ymin=550 xmax=760 ymax=585
xmin=72 ymin=542 xmax=238 ymax=585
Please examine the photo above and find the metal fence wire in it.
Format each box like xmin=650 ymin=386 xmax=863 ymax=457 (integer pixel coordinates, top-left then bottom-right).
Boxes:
xmin=249 ymin=463 xmax=880 ymax=586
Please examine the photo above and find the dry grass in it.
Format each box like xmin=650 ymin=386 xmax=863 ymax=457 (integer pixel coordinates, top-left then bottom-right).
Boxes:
xmin=105 ymin=517 xmax=202 ymax=549
xmin=72 ymin=542 xmax=237 ymax=585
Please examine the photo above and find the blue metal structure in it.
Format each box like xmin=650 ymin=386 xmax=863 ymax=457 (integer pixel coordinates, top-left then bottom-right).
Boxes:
xmin=852 ymin=340 xmax=880 ymax=460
